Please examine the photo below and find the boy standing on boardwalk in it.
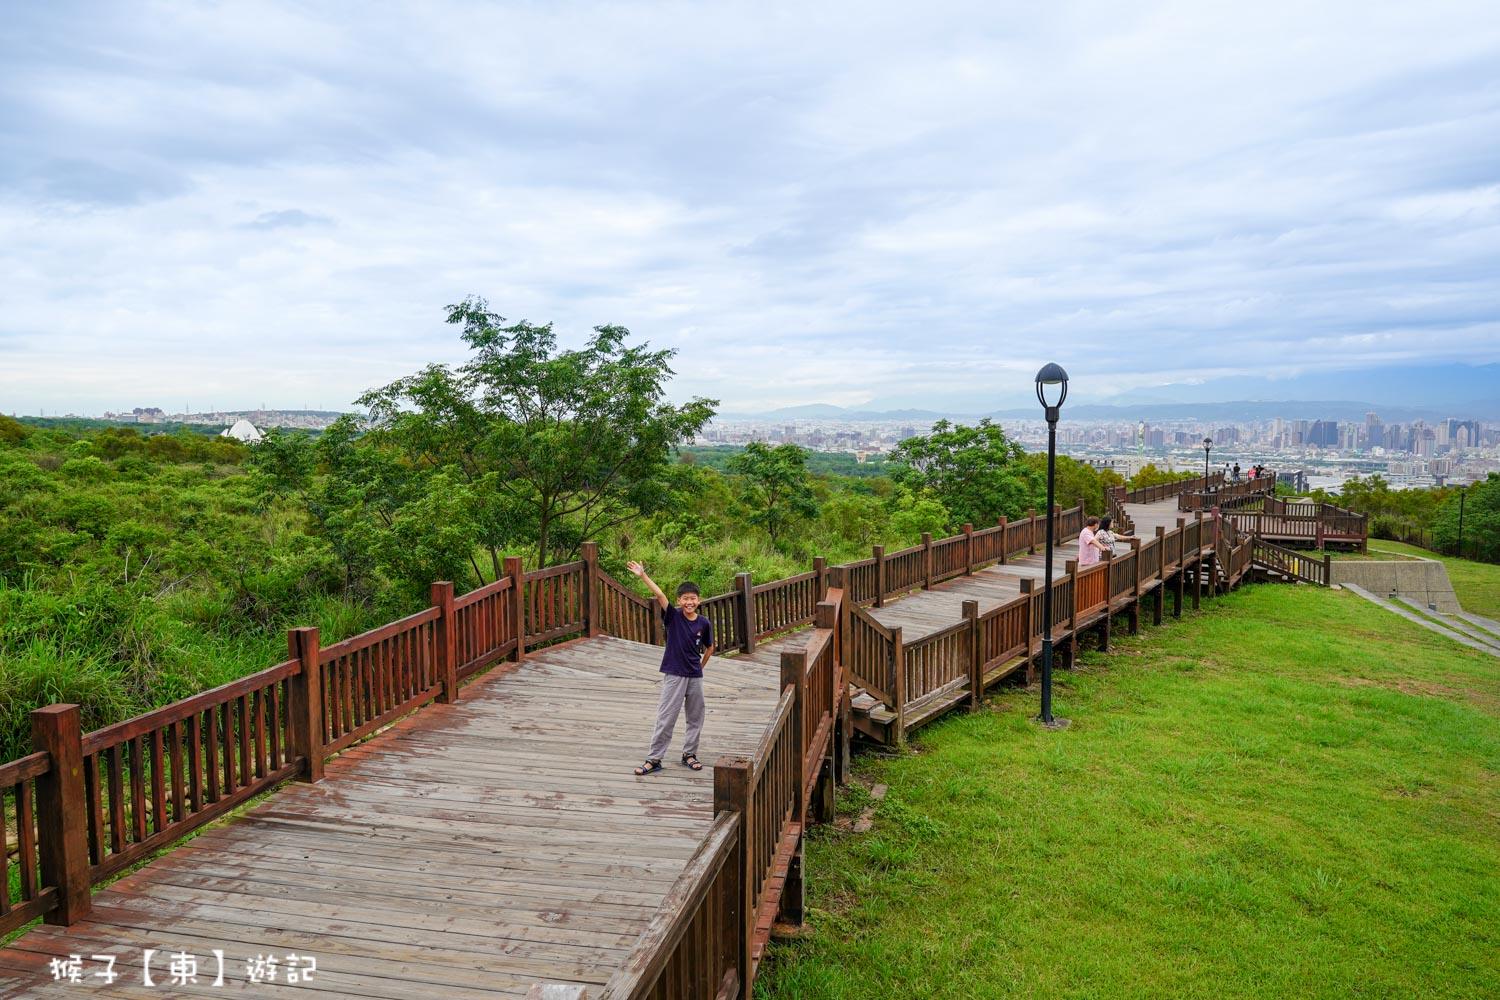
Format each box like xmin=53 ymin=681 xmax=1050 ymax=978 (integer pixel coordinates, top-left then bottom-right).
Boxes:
xmin=627 ymin=561 xmax=714 ymax=775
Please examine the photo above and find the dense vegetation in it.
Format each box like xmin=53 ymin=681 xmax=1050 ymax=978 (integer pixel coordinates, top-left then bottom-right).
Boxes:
xmin=756 ymin=585 xmax=1500 ymax=999
xmin=0 ymin=309 xmax=1131 ymax=762
xmin=1317 ymin=473 xmax=1500 ymax=563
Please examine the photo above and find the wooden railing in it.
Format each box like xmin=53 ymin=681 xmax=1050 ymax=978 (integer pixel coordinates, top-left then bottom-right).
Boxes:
xmin=752 ymin=567 xmax=824 ymax=641
xmin=1123 ymin=473 xmax=1223 ymax=504
xmin=1105 ymin=551 xmax=1127 ymax=606
xmin=82 ymin=659 xmax=304 ymax=886
xmin=902 ymin=621 xmax=972 ymax=713
xmin=523 ymin=560 xmax=589 ymax=645
xmin=319 ymin=607 xmax=442 ymax=754
xmin=1178 ymin=474 xmax=1277 ymax=511
xmin=1 ymin=751 xmax=55 ymax=935
xmin=1251 ymin=537 xmax=1331 ymax=585
xmin=1075 ymin=562 xmax=1110 ymax=619
xmin=1138 ymin=536 xmax=1162 ymax=583
xmin=884 ymin=543 xmax=925 ymax=598
xmin=10 ymin=488 xmax=1299 ymax=993
xmin=598 ymin=573 xmax=659 ymax=646
xmin=598 ymin=810 xmax=743 ymax=1000
xmin=452 ymin=575 xmax=517 ymax=678
xmin=931 ymin=534 xmax=968 ymax=583
xmin=846 ymin=603 xmax=898 ymax=707
xmin=698 ymin=590 xmax=745 ymax=655
xmin=1224 ymin=510 xmax=1368 ymax=548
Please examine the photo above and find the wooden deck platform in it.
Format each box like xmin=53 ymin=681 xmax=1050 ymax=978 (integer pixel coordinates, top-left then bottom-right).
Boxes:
xmin=0 ymin=495 xmax=1251 ymax=998
xmin=0 ymin=636 xmax=784 ymax=998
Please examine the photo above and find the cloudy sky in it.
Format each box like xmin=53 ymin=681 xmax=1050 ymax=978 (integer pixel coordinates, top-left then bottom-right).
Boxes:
xmin=3 ymin=1 xmax=1499 ymax=416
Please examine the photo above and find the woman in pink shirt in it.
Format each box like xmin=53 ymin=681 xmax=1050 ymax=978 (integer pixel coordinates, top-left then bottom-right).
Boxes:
xmin=1078 ymin=516 xmax=1110 ymax=566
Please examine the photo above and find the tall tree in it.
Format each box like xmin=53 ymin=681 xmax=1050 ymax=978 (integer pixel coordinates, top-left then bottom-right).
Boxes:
xmin=727 ymin=442 xmax=818 ymax=543
xmin=889 ymin=420 xmax=1043 ymax=529
xmin=359 ymin=298 xmax=716 ymax=568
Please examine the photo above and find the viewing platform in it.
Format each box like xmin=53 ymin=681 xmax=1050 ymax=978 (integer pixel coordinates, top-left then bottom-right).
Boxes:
xmin=1 ymin=474 xmax=1299 ymax=998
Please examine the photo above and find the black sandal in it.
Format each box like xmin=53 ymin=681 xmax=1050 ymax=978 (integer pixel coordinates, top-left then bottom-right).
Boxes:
xmin=634 ymin=759 xmax=664 ymax=775
xmin=680 ymin=753 xmax=703 ymax=771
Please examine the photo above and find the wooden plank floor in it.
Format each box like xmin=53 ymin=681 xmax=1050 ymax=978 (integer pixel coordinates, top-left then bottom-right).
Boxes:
xmin=863 ymin=537 xmax=1103 ymax=643
xmin=1126 ymin=497 xmax=1206 ymax=534
xmin=0 ymin=636 xmax=781 ymax=998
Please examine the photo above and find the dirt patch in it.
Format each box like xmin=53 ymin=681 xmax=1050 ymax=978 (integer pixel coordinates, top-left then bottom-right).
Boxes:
xmin=1335 ymin=675 xmax=1466 ymax=701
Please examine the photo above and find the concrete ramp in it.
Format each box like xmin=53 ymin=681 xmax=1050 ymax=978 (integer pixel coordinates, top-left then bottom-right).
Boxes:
xmin=1329 ymin=556 xmax=1460 ymax=613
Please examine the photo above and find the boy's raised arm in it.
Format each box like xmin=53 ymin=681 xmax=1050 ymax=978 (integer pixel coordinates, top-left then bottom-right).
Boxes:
xmin=627 ymin=561 xmax=670 ymax=610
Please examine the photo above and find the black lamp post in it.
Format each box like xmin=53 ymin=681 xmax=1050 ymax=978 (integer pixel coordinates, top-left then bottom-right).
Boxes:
xmin=1035 ymin=363 xmax=1070 ymax=730
xmin=1203 ymin=437 xmax=1213 ymax=491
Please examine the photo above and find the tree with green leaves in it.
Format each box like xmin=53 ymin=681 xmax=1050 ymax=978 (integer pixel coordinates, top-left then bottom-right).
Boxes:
xmin=1128 ymin=463 xmax=1197 ymax=490
xmin=358 ymin=298 xmax=716 ymax=569
xmin=889 ymin=420 xmax=1043 ymax=529
xmin=727 ymin=442 xmax=818 ymax=544
xmin=1431 ymin=474 xmax=1500 ymax=562
xmin=1020 ymin=453 xmax=1118 ymax=517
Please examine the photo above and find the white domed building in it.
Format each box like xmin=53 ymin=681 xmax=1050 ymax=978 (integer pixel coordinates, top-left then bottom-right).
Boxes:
xmin=220 ymin=419 xmax=264 ymax=444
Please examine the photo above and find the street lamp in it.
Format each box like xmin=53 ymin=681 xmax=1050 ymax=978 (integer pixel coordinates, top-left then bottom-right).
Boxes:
xmin=1203 ymin=437 xmax=1213 ymax=490
xmin=1035 ymin=363 xmax=1070 ymax=731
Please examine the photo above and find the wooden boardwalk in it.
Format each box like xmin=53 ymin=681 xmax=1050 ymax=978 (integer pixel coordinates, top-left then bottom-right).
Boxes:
xmin=1 ymin=494 xmax=1254 ymax=998
xmin=0 ymin=637 xmax=787 ymax=998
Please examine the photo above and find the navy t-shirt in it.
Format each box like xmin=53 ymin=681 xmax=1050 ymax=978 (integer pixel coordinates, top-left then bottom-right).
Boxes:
xmin=660 ymin=605 xmax=714 ymax=678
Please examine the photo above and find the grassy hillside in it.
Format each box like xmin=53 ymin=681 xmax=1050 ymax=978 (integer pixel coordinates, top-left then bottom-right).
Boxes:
xmin=756 ymin=585 xmax=1500 ymax=999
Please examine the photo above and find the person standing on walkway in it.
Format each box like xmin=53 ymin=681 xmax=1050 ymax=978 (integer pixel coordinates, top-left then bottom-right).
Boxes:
xmin=1079 ymin=516 xmax=1110 ymax=566
xmin=1233 ymin=462 xmax=1242 ymax=482
xmin=1096 ymin=515 xmax=1126 ymax=554
xmin=627 ymin=561 xmax=714 ymax=776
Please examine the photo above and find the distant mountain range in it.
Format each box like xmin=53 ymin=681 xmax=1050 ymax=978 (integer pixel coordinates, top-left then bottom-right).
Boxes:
xmin=718 ymin=363 xmax=1500 ymax=424
xmin=718 ymin=399 xmax=1485 ymax=425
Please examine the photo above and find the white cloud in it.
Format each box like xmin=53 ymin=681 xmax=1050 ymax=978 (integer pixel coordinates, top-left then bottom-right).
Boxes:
xmin=1 ymin=0 xmax=1499 ymax=416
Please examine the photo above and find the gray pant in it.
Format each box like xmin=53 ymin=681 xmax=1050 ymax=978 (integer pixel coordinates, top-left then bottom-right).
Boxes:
xmin=647 ymin=674 xmax=704 ymax=761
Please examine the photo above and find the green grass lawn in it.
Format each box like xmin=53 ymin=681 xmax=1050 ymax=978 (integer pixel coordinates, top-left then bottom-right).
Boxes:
xmin=1356 ymin=541 xmax=1500 ymax=621
xmin=756 ymin=586 xmax=1500 ymax=999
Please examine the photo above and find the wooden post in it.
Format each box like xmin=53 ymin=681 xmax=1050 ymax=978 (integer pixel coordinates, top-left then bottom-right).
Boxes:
xmin=580 ymin=541 xmax=600 ymax=637
xmin=1174 ymin=519 xmax=1186 ymax=618
xmin=813 ymin=556 xmax=827 ymax=602
xmin=891 ymin=626 xmax=906 ymax=743
xmin=813 ymin=757 xmax=836 ymax=824
xmin=997 ymin=516 xmax=1008 ymax=565
xmin=736 ymin=572 xmax=755 ymax=654
xmin=713 ymin=757 xmax=751 ymax=991
xmin=921 ymin=532 xmax=933 ymax=590
xmin=1153 ymin=528 xmax=1166 ymax=627
xmin=1323 ymin=553 xmax=1332 ymax=586
xmin=31 ymin=704 xmax=91 ymax=925
xmin=286 ymin=626 xmax=324 ymax=783
xmin=1020 ymin=579 xmax=1036 ymax=683
xmin=430 ymin=581 xmax=459 ymax=703
xmin=963 ymin=523 xmax=974 ymax=576
xmin=1210 ymin=507 xmax=1223 ymax=598
xmin=778 ymin=650 xmax=807 ymax=926
xmin=873 ymin=545 xmax=886 ymax=608
xmin=835 ymin=702 xmax=853 ymax=785
xmin=780 ymin=651 xmax=807 ymax=825
xmin=963 ymin=600 xmax=983 ymax=710
xmin=1028 ymin=508 xmax=1037 ymax=554
xmin=1316 ymin=517 xmax=1326 ymax=552
xmin=504 ymin=556 xmax=527 ymax=661
xmin=1128 ymin=537 xmax=1142 ymax=635
xmin=1099 ymin=560 xmax=1112 ymax=653
xmin=1064 ymin=559 xmax=1079 ymax=666
xmin=817 ymin=598 xmax=839 ymax=698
